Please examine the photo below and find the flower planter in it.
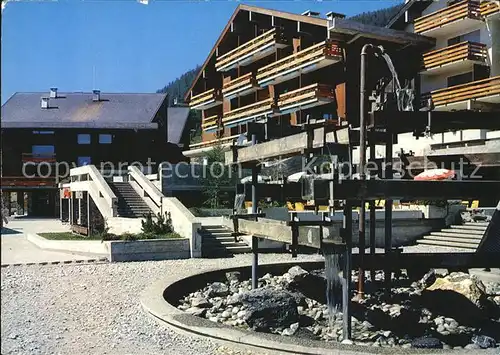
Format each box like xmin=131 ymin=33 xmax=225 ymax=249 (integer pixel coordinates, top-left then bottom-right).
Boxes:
xmin=107 ymin=238 xmax=190 ymax=262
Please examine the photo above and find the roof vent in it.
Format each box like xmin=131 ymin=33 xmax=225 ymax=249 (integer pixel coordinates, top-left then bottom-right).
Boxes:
xmin=92 ymin=90 xmax=101 ymax=102
xmin=41 ymin=97 xmax=49 ymax=109
xmin=326 ymin=11 xmax=346 ymax=20
xmin=49 ymin=87 xmax=58 ymax=98
xmin=301 ymin=10 xmax=321 ymax=17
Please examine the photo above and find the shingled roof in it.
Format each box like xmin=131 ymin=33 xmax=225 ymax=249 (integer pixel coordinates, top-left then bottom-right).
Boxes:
xmin=1 ymin=92 xmax=168 ymax=129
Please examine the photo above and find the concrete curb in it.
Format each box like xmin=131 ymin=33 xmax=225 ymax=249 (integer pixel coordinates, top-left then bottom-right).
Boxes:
xmin=1 ymin=257 xmax=108 ymax=268
xmin=140 ymin=261 xmax=475 ymax=355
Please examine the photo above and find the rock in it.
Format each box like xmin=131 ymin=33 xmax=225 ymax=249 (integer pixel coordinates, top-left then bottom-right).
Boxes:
xmin=225 ymin=271 xmax=241 ymax=283
xmin=231 ymin=307 xmax=240 ymax=315
xmin=471 ymin=335 xmax=497 ymax=349
xmin=287 ymin=266 xmax=308 ymax=282
xmin=281 ymin=322 xmax=299 ymax=336
xmin=286 ymin=270 xmax=329 ymax=304
xmin=382 ymin=330 xmax=391 ymax=338
xmin=419 ymin=269 xmax=436 ymax=288
xmin=226 ymin=294 xmax=241 ymax=306
xmin=437 ymin=325 xmax=445 ymax=333
xmin=464 ymin=343 xmax=481 ymax=350
xmin=239 ymin=288 xmax=299 ymax=331
xmin=208 ymin=282 xmax=230 ymax=297
xmin=236 ymin=310 xmax=247 ymax=319
xmin=191 ymin=297 xmax=211 ymax=308
xmin=221 ymin=310 xmax=231 ymax=319
xmin=341 ymin=339 xmax=353 ymax=345
xmin=184 ymin=307 xmax=206 ymax=317
xmin=411 ymin=336 xmax=443 ymax=349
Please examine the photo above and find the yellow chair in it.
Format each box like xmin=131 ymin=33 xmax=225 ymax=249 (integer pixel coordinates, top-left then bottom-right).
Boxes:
xmin=286 ymin=201 xmax=295 ymax=211
xmin=295 ymin=202 xmax=305 ymax=211
xmin=376 ymin=199 xmax=385 ymax=208
xmin=245 ymin=201 xmax=252 ymax=208
xmin=471 ymin=200 xmax=479 ymax=209
xmin=318 ymin=205 xmax=329 ymax=211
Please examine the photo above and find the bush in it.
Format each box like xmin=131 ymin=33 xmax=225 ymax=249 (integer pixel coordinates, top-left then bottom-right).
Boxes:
xmin=141 ymin=212 xmax=174 ymax=236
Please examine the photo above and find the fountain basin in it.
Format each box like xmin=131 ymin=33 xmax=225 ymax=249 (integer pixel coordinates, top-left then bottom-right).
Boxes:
xmin=141 ymin=260 xmax=499 ymax=354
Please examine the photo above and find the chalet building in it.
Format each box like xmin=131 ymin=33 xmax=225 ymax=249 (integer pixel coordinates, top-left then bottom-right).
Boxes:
xmin=1 ymin=89 xmax=190 ymax=217
xmin=183 ymin=5 xmax=434 ymax=161
xmin=387 ymin=0 xmax=500 ymax=178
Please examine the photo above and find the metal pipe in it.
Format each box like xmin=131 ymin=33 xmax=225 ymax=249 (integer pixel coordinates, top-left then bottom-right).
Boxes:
xmin=251 ymin=133 xmax=259 ymax=290
xmin=384 ymin=132 xmax=394 ymax=294
xmin=358 ymin=44 xmax=374 ymax=298
xmin=342 ymin=201 xmax=352 ymax=340
xmin=369 ymin=143 xmax=376 ymax=284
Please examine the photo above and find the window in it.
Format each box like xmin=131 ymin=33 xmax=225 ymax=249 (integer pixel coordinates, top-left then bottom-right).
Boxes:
xmin=448 ymin=30 xmax=480 ymax=46
xmin=77 ymin=156 xmax=91 ymax=166
xmin=32 ymin=145 xmax=55 ymax=157
xmin=99 ymin=134 xmax=112 ymax=144
xmin=447 ymin=72 xmax=473 ymax=87
xmin=77 ymin=134 xmax=91 ymax=144
xmin=33 ymin=130 xmax=55 ymax=135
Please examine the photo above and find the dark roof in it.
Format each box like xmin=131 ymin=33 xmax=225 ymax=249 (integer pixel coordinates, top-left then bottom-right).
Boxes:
xmin=1 ymin=92 xmax=167 ymax=129
xmin=167 ymin=107 xmax=190 ymax=145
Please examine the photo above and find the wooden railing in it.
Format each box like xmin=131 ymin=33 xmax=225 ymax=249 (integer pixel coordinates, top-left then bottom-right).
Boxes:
xmin=222 ymin=98 xmax=276 ymax=125
xmin=277 ymin=84 xmax=336 ymax=109
xmin=201 ymin=114 xmax=221 ymax=132
xmin=414 ymin=0 xmax=481 ymax=34
xmin=188 ymin=88 xmax=222 ymax=109
xmin=189 ymin=134 xmax=241 ymax=149
xmin=222 ymin=73 xmax=258 ymax=97
xmin=480 ymin=0 xmax=500 ymax=16
xmin=422 ymin=41 xmax=487 ymax=70
xmin=1 ymin=176 xmax=57 ymax=187
xmin=215 ymin=28 xmax=287 ymax=71
xmin=423 ymin=75 xmax=500 ymax=106
xmin=21 ymin=153 xmax=57 ymax=163
xmin=257 ymin=40 xmax=343 ymax=85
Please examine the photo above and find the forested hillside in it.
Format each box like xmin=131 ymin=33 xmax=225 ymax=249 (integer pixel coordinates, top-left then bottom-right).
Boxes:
xmin=156 ymin=3 xmax=403 ymax=105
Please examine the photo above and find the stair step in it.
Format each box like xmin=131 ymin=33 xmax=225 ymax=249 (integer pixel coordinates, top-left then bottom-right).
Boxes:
xmin=416 ymin=239 xmax=478 ymax=250
xmin=225 ymin=245 xmax=252 ymax=253
xmin=430 ymin=232 xmax=483 ymax=239
xmin=202 ymin=235 xmax=236 ymax=241
xmin=440 ymin=228 xmax=484 ymax=236
xmin=203 ymin=241 xmax=245 ymax=247
xmin=423 ymin=235 xmax=481 ymax=244
xmin=463 ymin=222 xmax=490 ymax=227
xmin=450 ymin=225 xmax=488 ymax=231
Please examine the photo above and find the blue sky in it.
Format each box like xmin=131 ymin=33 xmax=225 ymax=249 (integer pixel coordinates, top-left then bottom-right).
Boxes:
xmin=1 ymin=0 xmax=401 ymax=104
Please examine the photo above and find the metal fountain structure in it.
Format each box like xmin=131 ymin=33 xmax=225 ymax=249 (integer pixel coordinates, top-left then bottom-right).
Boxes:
xmin=225 ymin=44 xmax=500 ymax=340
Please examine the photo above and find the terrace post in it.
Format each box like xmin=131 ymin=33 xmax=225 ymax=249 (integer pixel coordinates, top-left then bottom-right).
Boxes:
xmin=251 ymin=133 xmax=259 ymax=290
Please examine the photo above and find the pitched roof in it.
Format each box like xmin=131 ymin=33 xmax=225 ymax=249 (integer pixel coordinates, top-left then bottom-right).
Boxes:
xmin=385 ymin=0 xmax=433 ymax=29
xmin=167 ymin=107 xmax=190 ymax=144
xmin=1 ymin=92 xmax=167 ymax=129
xmin=184 ymin=4 xmax=329 ymax=101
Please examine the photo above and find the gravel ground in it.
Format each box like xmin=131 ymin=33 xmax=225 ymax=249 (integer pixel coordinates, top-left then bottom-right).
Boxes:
xmin=1 ymin=253 xmax=322 ymax=355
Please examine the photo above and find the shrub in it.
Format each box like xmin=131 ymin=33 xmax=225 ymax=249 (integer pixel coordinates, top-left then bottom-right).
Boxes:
xmin=120 ymin=232 xmax=138 ymax=241
xmin=141 ymin=211 xmax=174 ymax=236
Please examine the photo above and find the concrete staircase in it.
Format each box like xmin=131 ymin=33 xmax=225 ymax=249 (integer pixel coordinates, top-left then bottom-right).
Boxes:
xmin=200 ymin=225 xmax=251 ymax=257
xmin=416 ymin=222 xmax=489 ymax=250
xmin=108 ymin=181 xmax=152 ymax=218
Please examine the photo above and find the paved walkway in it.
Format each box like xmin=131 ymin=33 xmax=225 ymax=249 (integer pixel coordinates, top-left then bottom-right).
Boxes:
xmin=1 ymin=218 xmax=99 ymax=265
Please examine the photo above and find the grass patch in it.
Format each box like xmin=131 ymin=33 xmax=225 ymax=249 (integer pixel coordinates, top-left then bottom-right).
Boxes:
xmin=38 ymin=232 xmax=102 ymax=240
xmin=39 ymin=232 xmax=184 ymax=241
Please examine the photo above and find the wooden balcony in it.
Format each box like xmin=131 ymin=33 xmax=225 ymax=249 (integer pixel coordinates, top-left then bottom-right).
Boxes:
xmin=257 ymin=41 xmax=343 ymax=87
xmin=421 ymin=41 xmax=488 ymax=75
xmin=481 ymin=0 xmax=500 ymax=17
xmin=222 ymin=73 xmax=259 ymax=99
xmin=414 ymin=0 xmax=482 ymax=37
xmin=277 ymin=84 xmax=336 ymax=114
xmin=215 ymin=28 xmax=288 ymax=72
xmin=189 ymin=134 xmax=241 ymax=149
xmin=188 ymin=88 xmax=222 ymax=110
xmin=1 ymin=176 xmax=57 ymax=188
xmin=201 ymin=114 xmax=221 ymax=133
xmin=21 ymin=153 xmax=57 ymax=163
xmin=423 ymin=75 xmax=500 ymax=110
xmin=222 ymin=98 xmax=277 ymax=127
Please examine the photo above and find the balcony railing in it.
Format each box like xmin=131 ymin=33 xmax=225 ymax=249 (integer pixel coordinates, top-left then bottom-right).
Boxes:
xmin=422 ymin=41 xmax=488 ymax=71
xmin=480 ymin=0 xmax=500 ymax=16
xmin=414 ymin=0 xmax=481 ymax=34
xmin=215 ymin=28 xmax=288 ymax=72
xmin=257 ymin=41 xmax=343 ymax=87
xmin=423 ymin=75 xmax=500 ymax=107
xmin=1 ymin=176 xmax=57 ymax=187
xmin=188 ymin=88 xmax=222 ymax=110
xmin=189 ymin=134 xmax=241 ymax=149
xmin=222 ymin=73 xmax=259 ymax=99
xmin=21 ymin=153 xmax=57 ymax=163
xmin=201 ymin=114 xmax=221 ymax=133
xmin=222 ymin=98 xmax=276 ymax=127
xmin=277 ymin=84 xmax=336 ymax=113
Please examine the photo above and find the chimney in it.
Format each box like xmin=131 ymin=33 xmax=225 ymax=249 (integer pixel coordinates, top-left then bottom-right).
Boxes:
xmin=50 ymin=87 xmax=58 ymax=98
xmin=41 ymin=97 xmax=49 ymax=109
xmin=326 ymin=11 xmax=346 ymax=20
xmin=92 ymin=90 xmax=101 ymax=102
xmin=301 ymin=10 xmax=321 ymax=17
